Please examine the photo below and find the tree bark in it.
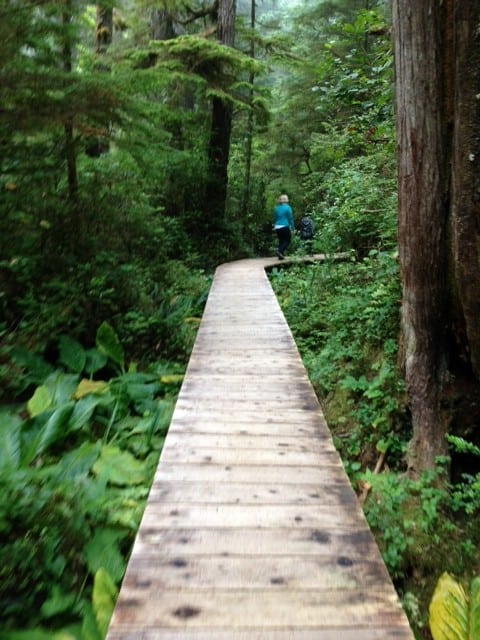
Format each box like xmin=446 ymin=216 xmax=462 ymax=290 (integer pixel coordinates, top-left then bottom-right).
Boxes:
xmin=217 ymin=0 xmax=235 ymax=47
xmin=393 ymin=0 xmax=480 ymax=473
xmin=450 ymin=2 xmax=480 ymax=379
xmin=62 ymin=2 xmax=78 ymax=201
xmin=60 ymin=0 xmax=81 ymax=259
xmin=205 ymin=0 xmax=236 ymax=234
xmin=240 ymin=0 xmax=256 ymax=222
xmin=87 ymin=5 xmax=112 ymax=157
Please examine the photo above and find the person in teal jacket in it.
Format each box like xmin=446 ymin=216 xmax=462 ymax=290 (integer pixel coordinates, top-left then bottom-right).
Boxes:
xmin=273 ymin=194 xmax=294 ymax=259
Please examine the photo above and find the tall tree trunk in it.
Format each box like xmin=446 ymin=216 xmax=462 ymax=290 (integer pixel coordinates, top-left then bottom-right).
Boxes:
xmin=60 ymin=0 xmax=80 ymax=259
xmin=62 ymin=2 xmax=77 ymax=202
xmin=450 ymin=2 xmax=480 ymax=379
xmin=205 ymin=0 xmax=236 ymax=236
xmin=240 ymin=0 xmax=256 ymax=222
xmin=87 ymin=4 xmax=112 ymax=157
xmin=217 ymin=0 xmax=236 ymax=47
xmin=393 ymin=0 xmax=480 ymax=474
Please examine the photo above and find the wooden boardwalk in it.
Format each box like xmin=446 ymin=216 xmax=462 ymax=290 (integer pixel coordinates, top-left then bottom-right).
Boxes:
xmin=107 ymin=257 xmax=414 ymax=640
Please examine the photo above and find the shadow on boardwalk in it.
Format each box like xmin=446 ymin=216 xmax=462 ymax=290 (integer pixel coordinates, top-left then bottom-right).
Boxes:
xmin=107 ymin=256 xmax=414 ymax=640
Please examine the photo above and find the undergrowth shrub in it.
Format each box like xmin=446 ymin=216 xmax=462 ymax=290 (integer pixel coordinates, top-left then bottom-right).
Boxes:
xmin=1 ymin=472 xmax=91 ymax=627
xmin=362 ymin=466 xmax=455 ymax=581
xmin=270 ymin=251 xmax=406 ymax=475
xmin=0 ymin=325 xmax=182 ymax=638
xmin=302 ymin=149 xmax=397 ymax=256
xmin=0 ymin=258 xmax=209 ymax=400
xmin=362 ymin=461 xmax=480 ymax=634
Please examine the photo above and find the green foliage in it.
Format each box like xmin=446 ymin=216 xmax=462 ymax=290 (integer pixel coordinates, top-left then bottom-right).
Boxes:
xmin=256 ymin=2 xmax=394 ymax=230
xmin=447 ymin=436 xmax=480 ymax=516
xmin=447 ymin=435 xmax=480 ymax=458
xmin=0 ymin=258 xmax=209 ymax=401
xmin=271 ymin=252 xmax=405 ymax=475
xmin=96 ymin=322 xmax=125 ymax=374
xmin=0 ymin=326 xmax=180 ymax=637
xmin=361 ymin=468 xmax=453 ymax=581
xmin=306 ymin=150 xmax=397 ymax=254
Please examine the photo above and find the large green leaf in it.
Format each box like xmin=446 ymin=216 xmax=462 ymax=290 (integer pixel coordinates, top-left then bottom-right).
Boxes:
xmin=40 ymin=585 xmax=77 ymax=619
xmin=27 ymin=385 xmax=52 ymax=417
xmin=69 ymin=393 xmax=106 ymax=430
xmin=84 ymin=529 xmax=125 ymax=583
xmin=92 ymin=568 xmax=117 ymax=637
xmin=92 ymin=445 xmax=148 ymax=486
xmin=0 ymin=413 xmax=22 ymax=472
xmin=44 ymin=372 xmax=79 ymax=406
xmin=429 ymin=572 xmax=469 ymax=640
xmin=34 ymin=402 xmax=75 ymax=457
xmin=96 ymin=322 xmax=125 ymax=371
xmin=73 ymin=379 xmax=109 ymax=400
xmin=58 ymin=335 xmax=87 ymax=374
xmin=21 ymin=403 xmax=75 ymax=465
xmin=84 ymin=348 xmax=108 ymax=377
xmin=55 ymin=441 xmax=102 ymax=481
xmin=27 ymin=374 xmax=80 ymax=418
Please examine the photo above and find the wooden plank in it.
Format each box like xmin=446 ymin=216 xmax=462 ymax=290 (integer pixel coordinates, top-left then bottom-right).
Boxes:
xmin=178 ymin=380 xmax=317 ymax=396
xmin=120 ymin=555 xmax=391 ymax=590
xmin=110 ymin=589 xmax=407 ymax=629
xmin=132 ymin=526 xmax=382 ymax=558
xmin=147 ymin=481 xmax=357 ymax=506
xmin=140 ymin=503 xmax=363 ymax=530
xmin=163 ymin=432 xmax=337 ymax=452
xmin=167 ymin=413 xmax=332 ymax=435
xmin=169 ymin=407 xmax=329 ymax=426
xmin=152 ymin=462 xmax=348 ymax=484
xmin=160 ymin=445 xmax=340 ymax=466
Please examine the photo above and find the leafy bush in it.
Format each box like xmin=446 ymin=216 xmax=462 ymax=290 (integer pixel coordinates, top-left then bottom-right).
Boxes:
xmin=303 ymin=150 xmax=397 ymax=255
xmin=0 ymin=256 xmax=209 ymax=402
xmin=271 ymin=251 xmax=406 ymax=474
xmin=361 ymin=468 xmax=453 ymax=580
xmin=0 ymin=325 xmax=180 ymax=637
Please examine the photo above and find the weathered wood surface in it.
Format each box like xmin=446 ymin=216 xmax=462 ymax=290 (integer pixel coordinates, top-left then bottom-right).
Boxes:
xmin=107 ymin=257 xmax=414 ymax=640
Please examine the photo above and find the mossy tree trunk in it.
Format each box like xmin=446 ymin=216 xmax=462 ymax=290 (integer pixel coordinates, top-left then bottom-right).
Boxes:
xmin=240 ymin=0 xmax=256 ymax=223
xmin=205 ymin=0 xmax=236 ymax=237
xmin=61 ymin=0 xmax=79 ymax=260
xmin=393 ymin=0 xmax=480 ymax=474
xmin=86 ymin=4 xmax=113 ymax=158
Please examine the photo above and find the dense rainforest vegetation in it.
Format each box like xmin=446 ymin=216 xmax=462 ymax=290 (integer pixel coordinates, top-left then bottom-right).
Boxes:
xmin=1 ymin=0 xmax=479 ymax=638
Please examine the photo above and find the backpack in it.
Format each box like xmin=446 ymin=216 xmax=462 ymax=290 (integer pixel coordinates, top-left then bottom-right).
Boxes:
xmin=300 ymin=216 xmax=314 ymax=240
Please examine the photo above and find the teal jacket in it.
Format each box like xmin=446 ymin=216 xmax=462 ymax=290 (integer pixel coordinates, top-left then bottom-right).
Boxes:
xmin=273 ymin=203 xmax=294 ymax=230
